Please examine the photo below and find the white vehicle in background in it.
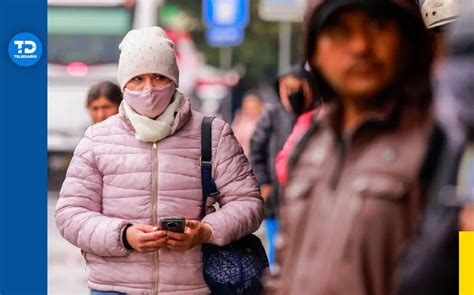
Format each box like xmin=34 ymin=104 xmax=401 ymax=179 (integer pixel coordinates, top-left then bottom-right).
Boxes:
xmin=48 ymin=0 xmax=162 ymax=154
xmin=48 ymin=0 xmax=231 ymax=151
xmin=47 ymin=0 xmax=162 ymax=189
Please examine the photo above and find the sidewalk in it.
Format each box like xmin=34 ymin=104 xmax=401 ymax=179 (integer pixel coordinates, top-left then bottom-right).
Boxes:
xmin=48 ymin=191 xmax=88 ymax=295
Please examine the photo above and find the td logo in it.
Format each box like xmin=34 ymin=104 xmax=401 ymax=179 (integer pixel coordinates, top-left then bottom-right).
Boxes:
xmin=14 ymin=40 xmax=37 ymax=54
xmin=8 ymin=32 xmax=43 ymax=67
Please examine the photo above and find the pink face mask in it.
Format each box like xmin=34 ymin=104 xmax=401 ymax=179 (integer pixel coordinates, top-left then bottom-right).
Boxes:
xmin=123 ymin=83 xmax=176 ymax=118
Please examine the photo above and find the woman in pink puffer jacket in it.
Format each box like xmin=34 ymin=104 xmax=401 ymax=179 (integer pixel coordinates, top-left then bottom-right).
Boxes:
xmin=55 ymin=26 xmax=264 ymax=295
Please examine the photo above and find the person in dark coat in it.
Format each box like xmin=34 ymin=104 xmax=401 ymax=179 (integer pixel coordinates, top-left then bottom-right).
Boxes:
xmin=249 ymin=65 xmax=314 ymax=269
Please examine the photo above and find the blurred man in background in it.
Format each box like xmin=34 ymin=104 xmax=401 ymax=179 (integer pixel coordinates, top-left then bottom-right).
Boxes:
xmin=86 ymin=81 xmax=122 ymax=124
xmin=271 ymin=0 xmax=434 ymax=294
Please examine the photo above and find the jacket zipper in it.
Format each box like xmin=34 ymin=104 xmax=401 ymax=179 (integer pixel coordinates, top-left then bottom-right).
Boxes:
xmin=151 ymin=142 xmax=159 ymax=295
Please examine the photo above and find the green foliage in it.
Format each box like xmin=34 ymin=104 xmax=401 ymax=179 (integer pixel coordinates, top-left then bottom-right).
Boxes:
xmin=160 ymin=0 xmax=304 ymax=86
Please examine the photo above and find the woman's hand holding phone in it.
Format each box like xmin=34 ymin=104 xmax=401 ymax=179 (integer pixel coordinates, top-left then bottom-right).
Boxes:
xmin=126 ymin=224 xmax=168 ymax=253
xmin=165 ymin=220 xmax=212 ymax=252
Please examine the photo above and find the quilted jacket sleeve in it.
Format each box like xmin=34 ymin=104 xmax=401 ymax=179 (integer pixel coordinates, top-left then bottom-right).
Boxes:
xmin=202 ymin=121 xmax=264 ymax=246
xmin=55 ymin=126 xmax=130 ymax=257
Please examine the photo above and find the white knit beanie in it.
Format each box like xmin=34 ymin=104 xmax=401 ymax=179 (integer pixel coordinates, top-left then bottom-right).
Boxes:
xmin=117 ymin=26 xmax=179 ymax=90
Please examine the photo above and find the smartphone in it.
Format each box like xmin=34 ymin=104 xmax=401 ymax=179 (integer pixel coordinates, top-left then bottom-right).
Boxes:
xmin=159 ymin=216 xmax=185 ymax=233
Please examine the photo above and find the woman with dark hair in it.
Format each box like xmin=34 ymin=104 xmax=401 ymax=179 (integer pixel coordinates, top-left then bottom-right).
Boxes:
xmin=86 ymin=81 xmax=122 ymax=124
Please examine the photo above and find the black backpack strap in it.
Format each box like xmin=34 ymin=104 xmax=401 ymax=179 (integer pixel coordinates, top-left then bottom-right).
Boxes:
xmin=200 ymin=117 xmax=220 ymax=219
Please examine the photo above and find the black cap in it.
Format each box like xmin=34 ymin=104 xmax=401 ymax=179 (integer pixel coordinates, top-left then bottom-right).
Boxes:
xmin=305 ymin=0 xmax=418 ymax=63
xmin=312 ymin=0 xmax=398 ymax=33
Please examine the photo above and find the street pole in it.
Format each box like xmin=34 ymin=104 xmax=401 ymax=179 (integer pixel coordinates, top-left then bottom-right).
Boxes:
xmin=278 ymin=22 xmax=292 ymax=74
xmin=219 ymin=47 xmax=233 ymax=70
xmin=134 ymin=0 xmax=164 ymax=28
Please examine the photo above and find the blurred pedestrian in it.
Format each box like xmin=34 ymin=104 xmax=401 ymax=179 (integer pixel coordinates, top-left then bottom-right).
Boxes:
xmin=398 ymin=0 xmax=473 ymax=293
xmin=249 ymin=65 xmax=314 ymax=270
xmin=271 ymin=1 xmax=435 ymax=294
xmin=232 ymin=90 xmax=265 ymax=156
xmin=56 ymin=26 xmax=263 ymax=295
xmin=86 ymin=81 xmax=122 ymax=124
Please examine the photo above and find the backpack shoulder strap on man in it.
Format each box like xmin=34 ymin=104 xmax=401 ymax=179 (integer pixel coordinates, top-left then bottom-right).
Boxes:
xmin=200 ymin=117 xmax=220 ymax=219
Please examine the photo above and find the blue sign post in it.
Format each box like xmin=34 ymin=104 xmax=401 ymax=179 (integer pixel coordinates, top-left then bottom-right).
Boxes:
xmin=203 ymin=0 xmax=249 ymax=47
xmin=203 ymin=0 xmax=249 ymax=28
xmin=206 ymin=27 xmax=244 ymax=47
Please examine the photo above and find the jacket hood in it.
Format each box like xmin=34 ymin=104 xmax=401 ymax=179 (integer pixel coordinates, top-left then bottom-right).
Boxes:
xmin=273 ymin=64 xmax=309 ymax=93
xmin=273 ymin=63 xmax=320 ymax=112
